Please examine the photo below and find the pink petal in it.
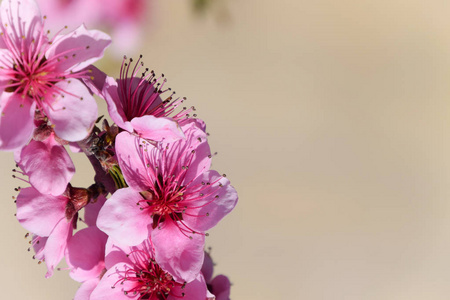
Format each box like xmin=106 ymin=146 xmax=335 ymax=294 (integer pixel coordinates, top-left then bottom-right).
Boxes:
xmin=176 ymin=119 xmax=212 ymax=185
xmin=46 ymin=24 xmax=111 ymax=72
xmin=16 ymin=187 xmax=67 ymax=237
xmin=32 ymin=235 xmax=47 ymax=261
xmin=74 ymin=278 xmax=101 ymax=300
xmin=82 ymin=65 xmax=107 ymax=96
xmin=97 ymin=188 xmax=152 ymax=246
xmin=103 ymin=237 xmax=134 ymax=270
xmin=19 ymin=134 xmax=75 ymax=196
xmin=0 ymin=93 xmax=35 ymax=150
xmin=45 ymin=79 xmax=98 ymax=142
xmin=0 ymin=0 xmax=42 ymax=45
xmin=84 ymin=195 xmax=106 ymax=227
xmin=152 ymin=219 xmax=205 ymax=283
xmin=44 ymin=217 xmax=73 ymax=278
xmin=101 ymin=77 xmax=133 ymax=132
xmin=183 ymin=170 xmax=238 ymax=232
xmin=66 ymin=226 xmax=107 ymax=282
xmin=90 ymin=263 xmax=138 ymax=300
xmin=201 ymin=252 xmax=214 ymax=283
xmin=68 ymin=142 xmax=83 ymax=153
xmin=12 ymin=147 xmax=21 ymax=162
xmin=115 ymin=131 xmax=151 ymax=191
xmin=131 ymin=115 xmax=185 ymax=142
xmin=210 ymin=275 xmax=231 ymax=300
xmin=170 ymin=274 xmax=208 ymax=300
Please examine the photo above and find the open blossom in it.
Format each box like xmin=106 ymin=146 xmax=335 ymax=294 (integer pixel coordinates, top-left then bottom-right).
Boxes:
xmin=0 ymin=0 xmax=110 ymax=150
xmin=99 ymin=56 xmax=194 ymax=142
xmin=90 ymin=238 xmax=208 ymax=300
xmin=97 ymin=119 xmax=238 ymax=282
xmin=16 ymin=184 xmax=91 ymax=277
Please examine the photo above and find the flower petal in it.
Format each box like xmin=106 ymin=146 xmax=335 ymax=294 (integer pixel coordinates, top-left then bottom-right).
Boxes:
xmin=31 ymin=235 xmax=47 ymax=261
xmin=131 ymin=115 xmax=185 ymax=142
xmin=45 ymin=79 xmax=98 ymax=142
xmin=84 ymin=195 xmax=106 ymax=227
xmin=44 ymin=217 xmax=73 ymax=278
xmin=152 ymin=219 xmax=205 ymax=283
xmin=46 ymin=24 xmax=111 ymax=72
xmin=103 ymin=237 xmax=134 ymax=270
xmin=90 ymin=263 xmax=138 ymax=300
xmin=82 ymin=64 xmax=107 ymax=96
xmin=16 ymin=187 xmax=67 ymax=237
xmin=175 ymin=119 xmax=211 ymax=185
xmin=183 ymin=170 xmax=238 ymax=232
xmin=201 ymin=252 xmax=214 ymax=283
xmin=66 ymin=226 xmax=107 ymax=282
xmin=210 ymin=275 xmax=231 ymax=300
xmin=170 ymin=273 xmax=208 ymax=300
xmin=101 ymin=76 xmax=133 ymax=132
xmin=74 ymin=278 xmax=101 ymax=300
xmin=97 ymin=187 xmax=152 ymax=246
xmin=115 ymin=131 xmax=151 ymax=191
xmin=19 ymin=133 xmax=75 ymax=195
xmin=0 ymin=93 xmax=35 ymax=150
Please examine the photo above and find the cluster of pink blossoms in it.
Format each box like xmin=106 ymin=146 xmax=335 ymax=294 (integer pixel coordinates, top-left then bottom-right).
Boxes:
xmin=0 ymin=0 xmax=237 ymax=299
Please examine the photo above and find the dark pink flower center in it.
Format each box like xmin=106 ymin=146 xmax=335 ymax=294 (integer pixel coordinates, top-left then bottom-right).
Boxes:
xmin=139 ymin=174 xmax=187 ymax=230
xmin=118 ymin=56 xmax=196 ymax=125
xmin=114 ymin=249 xmax=184 ymax=300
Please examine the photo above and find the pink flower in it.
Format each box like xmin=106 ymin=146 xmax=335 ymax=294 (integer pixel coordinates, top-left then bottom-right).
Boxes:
xmin=90 ymin=238 xmax=208 ymax=300
xmin=100 ymin=56 xmax=192 ymax=142
xmin=16 ymin=184 xmax=91 ymax=277
xmin=0 ymin=0 xmax=111 ymax=150
xmin=97 ymin=119 xmax=238 ymax=282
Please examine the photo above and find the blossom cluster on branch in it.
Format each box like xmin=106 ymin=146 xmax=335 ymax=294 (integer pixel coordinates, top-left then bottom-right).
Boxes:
xmin=0 ymin=0 xmax=237 ymax=299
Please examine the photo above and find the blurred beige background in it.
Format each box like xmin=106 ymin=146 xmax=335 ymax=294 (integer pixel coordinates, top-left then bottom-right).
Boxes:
xmin=3 ymin=0 xmax=450 ymax=299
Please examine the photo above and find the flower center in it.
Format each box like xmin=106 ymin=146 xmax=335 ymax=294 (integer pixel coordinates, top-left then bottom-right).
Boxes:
xmin=138 ymin=174 xmax=186 ymax=229
xmin=6 ymin=57 xmax=50 ymax=95
xmin=115 ymin=250 xmax=184 ymax=300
